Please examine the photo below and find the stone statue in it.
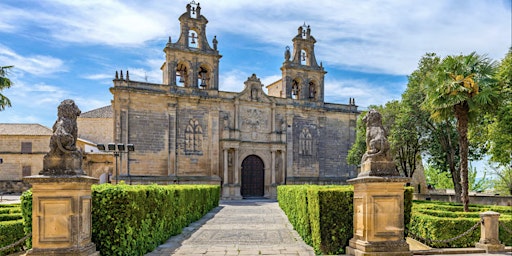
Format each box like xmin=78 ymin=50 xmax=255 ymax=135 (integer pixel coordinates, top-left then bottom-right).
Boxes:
xmin=284 ymin=46 xmax=291 ymax=61
xmin=40 ymin=99 xmax=85 ymax=175
xmin=359 ymin=109 xmax=398 ymax=177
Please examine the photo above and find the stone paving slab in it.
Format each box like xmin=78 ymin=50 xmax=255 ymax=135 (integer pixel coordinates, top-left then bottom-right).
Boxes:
xmin=145 ymin=199 xmax=315 ymax=256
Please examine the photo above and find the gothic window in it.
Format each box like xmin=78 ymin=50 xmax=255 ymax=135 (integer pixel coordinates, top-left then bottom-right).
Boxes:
xmin=185 ymin=118 xmax=203 ymax=154
xmin=292 ymin=79 xmax=300 ymax=99
xmin=299 ymin=127 xmax=312 ymax=156
xmin=309 ymin=81 xmax=316 ymax=99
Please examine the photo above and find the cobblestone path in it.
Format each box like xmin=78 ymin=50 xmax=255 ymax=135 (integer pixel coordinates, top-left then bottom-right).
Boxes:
xmin=145 ymin=199 xmax=315 ymax=256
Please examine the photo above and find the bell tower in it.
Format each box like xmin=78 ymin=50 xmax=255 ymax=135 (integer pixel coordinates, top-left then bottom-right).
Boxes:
xmin=280 ymin=23 xmax=326 ymax=102
xmin=161 ymin=1 xmax=222 ymax=89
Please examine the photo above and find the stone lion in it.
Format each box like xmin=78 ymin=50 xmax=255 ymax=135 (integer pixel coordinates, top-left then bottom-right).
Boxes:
xmin=48 ymin=99 xmax=81 ymax=155
xmin=361 ymin=109 xmax=391 ymax=163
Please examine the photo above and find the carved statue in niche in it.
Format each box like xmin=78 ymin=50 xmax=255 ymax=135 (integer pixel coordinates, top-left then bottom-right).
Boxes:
xmin=281 ymin=119 xmax=287 ymax=133
xmin=40 ymin=99 xmax=85 ymax=175
xmin=223 ymin=116 xmax=229 ymax=130
xmin=359 ymin=109 xmax=398 ymax=177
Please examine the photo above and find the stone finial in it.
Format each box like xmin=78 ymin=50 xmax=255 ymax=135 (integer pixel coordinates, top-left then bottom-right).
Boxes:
xmin=40 ymin=99 xmax=85 ymax=176
xmin=115 ymin=71 xmax=119 ymax=80
xmin=358 ymin=109 xmax=399 ymax=177
xmin=126 ymin=70 xmax=130 ymax=81
xmin=120 ymin=70 xmax=124 ymax=80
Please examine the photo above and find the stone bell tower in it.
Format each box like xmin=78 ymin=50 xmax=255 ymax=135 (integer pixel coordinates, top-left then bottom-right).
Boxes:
xmin=280 ymin=23 xmax=326 ymax=102
xmin=161 ymin=1 xmax=222 ymax=89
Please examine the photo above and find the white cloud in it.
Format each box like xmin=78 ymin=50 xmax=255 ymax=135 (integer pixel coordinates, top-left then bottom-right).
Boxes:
xmin=0 ymin=45 xmax=66 ymax=76
xmin=219 ymin=69 xmax=249 ymax=92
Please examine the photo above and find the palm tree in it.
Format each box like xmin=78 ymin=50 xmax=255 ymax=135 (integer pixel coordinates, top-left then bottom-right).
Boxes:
xmin=422 ymin=52 xmax=499 ymax=211
xmin=0 ymin=65 xmax=14 ymax=111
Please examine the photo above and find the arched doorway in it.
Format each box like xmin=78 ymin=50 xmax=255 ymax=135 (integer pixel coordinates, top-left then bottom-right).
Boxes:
xmin=241 ymin=155 xmax=264 ymax=198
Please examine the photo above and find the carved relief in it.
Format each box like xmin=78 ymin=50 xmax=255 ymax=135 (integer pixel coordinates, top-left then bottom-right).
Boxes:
xmin=242 ymin=109 xmax=264 ymax=130
xmin=185 ymin=118 xmax=203 ymax=155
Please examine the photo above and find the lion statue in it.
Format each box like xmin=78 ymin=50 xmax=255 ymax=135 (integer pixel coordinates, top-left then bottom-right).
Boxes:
xmin=48 ymin=99 xmax=81 ymax=155
xmin=361 ymin=109 xmax=392 ymax=163
xmin=41 ymin=99 xmax=84 ymax=175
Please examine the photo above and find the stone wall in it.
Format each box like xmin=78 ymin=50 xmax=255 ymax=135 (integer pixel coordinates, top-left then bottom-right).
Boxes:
xmin=414 ymin=193 xmax=512 ymax=206
xmin=0 ymin=180 xmax=30 ymax=193
xmin=77 ymin=117 xmax=113 ymax=144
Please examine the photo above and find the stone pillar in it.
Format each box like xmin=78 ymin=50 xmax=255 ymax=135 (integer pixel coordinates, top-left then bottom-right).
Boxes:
xmin=222 ymin=149 xmax=230 ymax=198
xmin=346 ymin=176 xmax=411 ymax=256
xmin=271 ymin=150 xmax=276 ymax=184
xmin=475 ymin=211 xmax=505 ymax=252
xmin=24 ymin=176 xmax=99 ymax=256
xmin=233 ymin=148 xmax=241 ymax=198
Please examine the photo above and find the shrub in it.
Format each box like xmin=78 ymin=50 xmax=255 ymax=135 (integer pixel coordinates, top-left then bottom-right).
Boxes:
xmin=277 ymin=185 xmax=312 ymax=244
xmin=0 ymin=219 xmax=24 ymax=256
xmin=21 ymin=190 xmax=32 ymax=248
xmin=0 ymin=213 xmax=22 ymax=221
xmin=307 ymin=186 xmax=353 ymax=255
xmin=91 ymin=184 xmax=220 ymax=256
xmin=409 ymin=200 xmax=512 ymax=247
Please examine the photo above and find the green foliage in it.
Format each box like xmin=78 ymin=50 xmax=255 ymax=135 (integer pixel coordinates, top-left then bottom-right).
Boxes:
xmin=490 ymin=166 xmax=512 ymax=195
xmin=21 ymin=189 xmax=32 ymax=248
xmin=409 ymin=200 xmax=512 ymax=247
xmin=346 ymin=111 xmax=367 ymax=166
xmin=277 ymin=185 xmax=312 ymax=244
xmin=0 ymin=65 xmax=13 ymax=111
xmin=424 ymin=165 xmax=454 ymax=189
xmin=0 ymin=213 xmax=22 ymax=221
xmin=91 ymin=184 xmax=220 ymax=256
xmin=278 ymin=185 xmax=413 ymax=255
xmin=0 ymin=219 xmax=24 ymax=256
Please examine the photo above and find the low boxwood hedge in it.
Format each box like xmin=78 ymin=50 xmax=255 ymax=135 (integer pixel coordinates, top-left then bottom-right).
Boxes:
xmin=19 ymin=184 xmax=220 ymax=256
xmin=278 ymin=185 xmax=413 ymax=255
xmin=409 ymin=200 xmax=512 ymax=248
xmin=0 ymin=219 xmax=24 ymax=256
xmin=0 ymin=213 xmax=22 ymax=222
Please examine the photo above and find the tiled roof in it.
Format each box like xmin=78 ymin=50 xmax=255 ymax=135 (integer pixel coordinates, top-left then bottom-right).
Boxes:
xmin=0 ymin=123 xmax=52 ymax=136
xmin=80 ymin=105 xmax=113 ymax=118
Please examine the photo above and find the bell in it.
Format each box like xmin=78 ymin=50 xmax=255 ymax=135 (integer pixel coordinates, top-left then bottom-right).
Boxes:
xmin=179 ymin=76 xmax=184 ymax=83
xmin=200 ymin=79 xmax=207 ymax=87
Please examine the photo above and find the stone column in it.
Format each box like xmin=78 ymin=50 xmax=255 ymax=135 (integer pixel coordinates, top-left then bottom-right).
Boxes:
xmin=476 ymin=211 xmax=505 ymax=252
xmin=271 ymin=150 xmax=276 ymax=184
xmin=234 ymin=148 xmax=241 ymax=198
xmin=222 ymin=149 xmax=230 ymax=198
xmin=24 ymin=176 xmax=99 ymax=256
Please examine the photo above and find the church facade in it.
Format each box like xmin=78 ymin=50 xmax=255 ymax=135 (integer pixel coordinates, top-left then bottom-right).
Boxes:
xmin=110 ymin=2 xmax=359 ymax=199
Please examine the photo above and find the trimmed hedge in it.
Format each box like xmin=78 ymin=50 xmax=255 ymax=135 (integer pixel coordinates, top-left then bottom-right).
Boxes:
xmin=409 ymin=200 xmax=512 ymax=248
xmin=278 ymin=185 xmax=413 ymax=255
xmin=19 ymin=184 xmax=220 ymax=256
xmin=91 ymin=184 xmax=220 ymax=256
xmin=0 ymin=213 xmax=22 ymax=221
xmin=0 ymin=219 xmax=24 ymax=256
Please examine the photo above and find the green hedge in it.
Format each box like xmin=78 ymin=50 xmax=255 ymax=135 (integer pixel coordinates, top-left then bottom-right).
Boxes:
xmin=409 ymin=201 xmax=512 ymax=248
xmin=19 ymin=184 xmax=220 ymax=256
xmin=0 ymin=219 xmax=24 ymax=256
xmin=91 ymin=184 xmax=220 ymax=256
xmin=278 ymin=185 xmax=413 ymax=255
xmin=0 ymin=213 xmax=22 ymax=221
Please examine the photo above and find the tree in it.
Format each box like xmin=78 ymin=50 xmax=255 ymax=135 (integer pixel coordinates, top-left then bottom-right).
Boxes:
xmin=0 ymin=65 xmax=14 ymax=111
xmin=489 ymin=166 xmax=512 ymax=195
xmin=424 ymin=165 xmax=453 ymax=189
xmin=422 ymin=52 xmax=499 ymax=211
xmin=402 ymin=53 xmax=463 ymax=201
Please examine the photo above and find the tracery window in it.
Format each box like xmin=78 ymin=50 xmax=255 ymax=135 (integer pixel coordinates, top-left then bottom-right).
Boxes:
xmin=185 ymin=118 xmax=203 ymax=154
xmin=299 ymin=127 xmax=312 ymax=156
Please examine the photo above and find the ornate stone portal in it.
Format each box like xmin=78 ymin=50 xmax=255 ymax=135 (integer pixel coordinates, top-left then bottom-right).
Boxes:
xmin=346 ymin=109 xmax=411 ymax=256
xmin=24 ymin=99 xmax=99 ymax=256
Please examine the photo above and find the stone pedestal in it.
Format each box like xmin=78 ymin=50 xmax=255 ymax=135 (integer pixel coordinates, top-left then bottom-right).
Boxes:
xmin=23 ymin=175 xmax=99 ymax=256
xmin=475 ymin=211 xmax=505 ymax=252
xmin=346 ymin=176 xmax=412 ymax=256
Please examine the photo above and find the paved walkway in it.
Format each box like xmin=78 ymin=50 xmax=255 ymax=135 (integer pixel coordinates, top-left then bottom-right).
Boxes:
xmin=146 ymin=199 xmax=315 ymax=256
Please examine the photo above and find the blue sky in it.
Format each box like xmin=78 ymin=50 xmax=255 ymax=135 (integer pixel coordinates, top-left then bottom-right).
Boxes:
xmin=0 ymin=0 xmax=511 ymax=128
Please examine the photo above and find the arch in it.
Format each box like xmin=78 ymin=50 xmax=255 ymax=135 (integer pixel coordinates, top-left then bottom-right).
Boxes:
xmin=175 ymin=61 xmax=190 ymax=87
xmin=299 ymin=127 xmax=312 ymax=156
xmin=292 ymin=78 xmax=301 ymax=99
xmin=198 ymin=64 xmax=211 ymax=89
xmin=308 ymin=81 xmax=317 ymax=100
xmin=188 ymin=29 xmax=199 ymax=48
xmin=241 ymin=155 xmax=265 ymax=197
